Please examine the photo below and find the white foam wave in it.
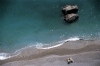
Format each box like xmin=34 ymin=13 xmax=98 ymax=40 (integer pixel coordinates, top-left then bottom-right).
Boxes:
xmin=39 ymin=43 xmax=63 ymax=49
xmin=37 ymin=37 xmax=80 ymax=49
xmin=0 ymin=53 xmax=11 ymax=60
xmin=0 ymin=51 xmax=21 ymax=60
xmin=0 ymin=37 xmax=80 ymax=60
xmin=66 ymin=37 xmax=80 ymax=41
xmin=36 ymin=43 xmax=44 ymax=49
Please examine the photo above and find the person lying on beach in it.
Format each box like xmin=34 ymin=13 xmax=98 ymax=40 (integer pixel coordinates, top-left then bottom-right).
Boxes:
xmin=67 ymin=57 xmax=74 ymax=64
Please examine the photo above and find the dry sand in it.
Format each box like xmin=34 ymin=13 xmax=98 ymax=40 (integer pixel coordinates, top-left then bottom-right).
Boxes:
xmin=0 ymin=40 xmax=100 ymax=66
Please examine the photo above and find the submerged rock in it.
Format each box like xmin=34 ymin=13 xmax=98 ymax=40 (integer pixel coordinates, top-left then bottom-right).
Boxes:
xmin=64 ymin=13 xmax=79 ymax=23
xmin=62 ymin=5 xmax=78 ymax=15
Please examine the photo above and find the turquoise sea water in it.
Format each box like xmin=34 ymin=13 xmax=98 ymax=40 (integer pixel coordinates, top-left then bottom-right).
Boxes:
xmin=0 ymin=0 xmax=100 ymax=54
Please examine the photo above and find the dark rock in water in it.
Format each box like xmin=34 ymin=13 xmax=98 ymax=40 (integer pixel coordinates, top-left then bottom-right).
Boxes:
xmin=64 ymin=13 xmax=79 ymax=23
xmin=62 ymin=5 xmax=79 ymax=23
xmin=62 ymin=5 xmax=78 ymax=15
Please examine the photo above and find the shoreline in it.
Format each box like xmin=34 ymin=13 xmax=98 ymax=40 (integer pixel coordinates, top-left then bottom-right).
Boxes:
xmin=1 ymin=40 xmax=100 ymax=66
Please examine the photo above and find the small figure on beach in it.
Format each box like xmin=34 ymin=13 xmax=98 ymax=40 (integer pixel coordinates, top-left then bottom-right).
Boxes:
xmin=67 ymin=57 xmax=74 ymax=64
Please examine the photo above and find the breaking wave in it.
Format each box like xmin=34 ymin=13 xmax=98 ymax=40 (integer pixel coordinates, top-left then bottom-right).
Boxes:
xmin=0 ymin=53 xmax=11 ymax=60
xmin=0 ymin=37 xmax=81 ymax=60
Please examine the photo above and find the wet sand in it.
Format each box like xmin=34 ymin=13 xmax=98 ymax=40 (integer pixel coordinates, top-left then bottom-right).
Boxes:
xmin=0 ymin=40 xmax=100 ymax=66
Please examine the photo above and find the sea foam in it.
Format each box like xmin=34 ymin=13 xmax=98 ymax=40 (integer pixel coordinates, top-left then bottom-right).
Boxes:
xmin=36 ymin=37 xmax=80 ymax=49
xmin=0 ymin=37 xmax=80 ymax=60
xmin=0 ymin=53 xmax=11 ymax=60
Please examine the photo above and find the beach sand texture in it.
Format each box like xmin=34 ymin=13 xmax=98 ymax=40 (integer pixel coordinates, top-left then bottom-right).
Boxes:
xmin=0 ymin=40 xmax=100 ymax=66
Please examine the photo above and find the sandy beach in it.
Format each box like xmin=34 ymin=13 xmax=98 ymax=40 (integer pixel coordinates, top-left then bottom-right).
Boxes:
xmin=0 ymin=0 xmax=100 ymax=66
xmin=0 ymin=40 xmax=100 ymax=66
